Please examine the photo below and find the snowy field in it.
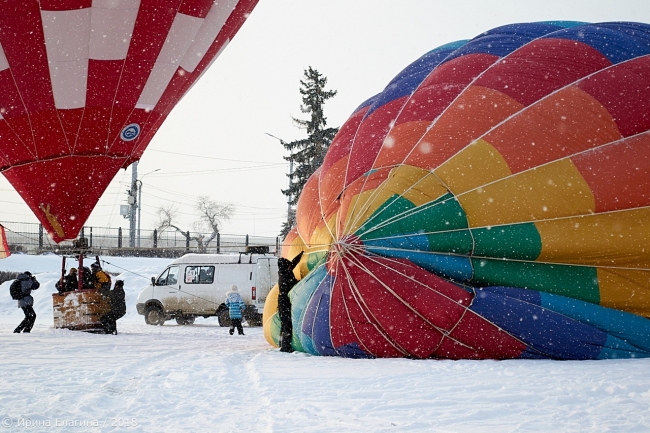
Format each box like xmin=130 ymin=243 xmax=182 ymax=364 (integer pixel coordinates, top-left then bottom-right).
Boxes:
xmin=1 ymin=254 xmax=650 ymax=432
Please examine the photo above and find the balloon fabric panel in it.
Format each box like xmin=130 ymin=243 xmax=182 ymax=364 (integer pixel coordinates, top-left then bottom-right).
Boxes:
xmin=267 ymin=22 xmax=650 ymax=360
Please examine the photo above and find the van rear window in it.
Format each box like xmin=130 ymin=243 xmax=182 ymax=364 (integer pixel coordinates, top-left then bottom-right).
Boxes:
xmin=184 ymin=266 xmax=215 ymax=284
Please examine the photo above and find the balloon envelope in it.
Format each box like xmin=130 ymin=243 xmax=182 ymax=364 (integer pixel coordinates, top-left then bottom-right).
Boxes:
xmin=265 ymin=21 xmax=650 ymax=360
xmin=0 ymin=0 xmax=258 ymax=242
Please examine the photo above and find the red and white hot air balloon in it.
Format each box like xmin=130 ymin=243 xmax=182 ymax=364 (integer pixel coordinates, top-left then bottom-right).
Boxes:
xmin=0 ymin=0 xmax=258 ymax=242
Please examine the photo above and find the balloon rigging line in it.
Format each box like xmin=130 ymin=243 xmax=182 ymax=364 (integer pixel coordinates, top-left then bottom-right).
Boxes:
xmin=324 ymin=257 xmax=352 ymax=358
xmin=354 ymin=190 xmax=460 ymax=239
xmin=95 ymin=258 xmax=152 ymax=281
xmin=2 ymin=225 xmax=42 ymax=245
xmin=75 ymin=256 xmax=221 ymax=306
xmin=0 ymin=227 xmax=249 ymax=303
xmin=335 ymin=253 xmax=407 ymax=357
xmin=99 ymin=47 xmax=129 ymax=155
xmin=335 ymin=247 xmax=406 ymax=356
xmin=1 ymin=154 xmax=130 ymax=174
xmin=344 ymin=249 xmax=480 ymax=353
xmin=357 ymin=250 xmax=541 ymax=357
xmin=326 ymin=253 xmax=377 ymax=356
xmin=3 ymin=66 xmax=38 ymax=160
xmin=342 ymin=168 xmax=438 ymax=235
xmin=330 ymin=243 xmax=547 ymax=355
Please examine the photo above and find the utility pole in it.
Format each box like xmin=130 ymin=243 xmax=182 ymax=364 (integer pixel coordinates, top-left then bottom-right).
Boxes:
xmin=129 ymin=161 xmax=138 ymax=248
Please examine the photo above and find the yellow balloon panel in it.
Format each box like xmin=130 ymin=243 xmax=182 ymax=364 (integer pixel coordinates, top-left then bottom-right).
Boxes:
xmin=536 ymin=207 xmax=650 ymax=268
xmin=435 ymin=139 xmax=512 ymax=195
xmin=458 ymin=158 xmax=596 ymax=227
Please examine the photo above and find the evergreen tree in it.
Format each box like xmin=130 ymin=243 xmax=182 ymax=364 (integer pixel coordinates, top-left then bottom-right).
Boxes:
xmin=279 ymin=208 xmax=296 ymax=239
xmin=280 ymin=67 xmax=338 ymax=237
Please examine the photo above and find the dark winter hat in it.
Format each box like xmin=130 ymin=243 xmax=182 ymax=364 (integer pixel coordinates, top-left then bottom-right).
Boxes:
xmin=115 ymin=280 xmax=124 ymax=287
xmin=24 ymin=271 xmax=31 ymax=276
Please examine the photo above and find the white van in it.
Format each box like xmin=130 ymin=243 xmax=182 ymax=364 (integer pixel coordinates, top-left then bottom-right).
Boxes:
xmin=135 ymin=253 xmax=278 ymax=326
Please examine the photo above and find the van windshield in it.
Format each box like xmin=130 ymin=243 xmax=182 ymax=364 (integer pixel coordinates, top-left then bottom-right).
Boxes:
xmin=157 ymin=266 xmax=179 ymax=286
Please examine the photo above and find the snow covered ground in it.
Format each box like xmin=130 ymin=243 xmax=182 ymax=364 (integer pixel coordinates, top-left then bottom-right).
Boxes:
xmin=1 ymin=254 xmax=650 ymax=432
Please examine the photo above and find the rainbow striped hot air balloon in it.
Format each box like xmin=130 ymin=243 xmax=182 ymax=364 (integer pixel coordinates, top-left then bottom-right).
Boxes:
xmin=264 ymin=21 xmax=650 ymax=360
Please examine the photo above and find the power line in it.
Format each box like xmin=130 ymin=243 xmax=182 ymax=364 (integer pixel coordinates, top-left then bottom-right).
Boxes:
xmin=149 ymin=148 xmax=284 ymax=164
xmin=145 ymin=164 xmax=285 ymax=177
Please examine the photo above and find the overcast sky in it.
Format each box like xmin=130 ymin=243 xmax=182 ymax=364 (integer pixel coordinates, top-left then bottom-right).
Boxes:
xmin=1 ymin=0 xmax=649 ymax=240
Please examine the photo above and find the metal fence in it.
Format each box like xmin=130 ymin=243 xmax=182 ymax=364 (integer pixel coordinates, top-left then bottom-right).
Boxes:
xmin=2 ymin=221 xmax=281 ymax=257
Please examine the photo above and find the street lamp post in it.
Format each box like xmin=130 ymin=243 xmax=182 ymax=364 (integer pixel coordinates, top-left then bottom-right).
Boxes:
xmin=137 ymin=168 xmax=161 ymax=247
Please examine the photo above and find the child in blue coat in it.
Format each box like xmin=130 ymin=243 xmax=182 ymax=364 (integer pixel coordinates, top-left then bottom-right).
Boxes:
xmin=225 ymin=285 xmax=246 ymax=335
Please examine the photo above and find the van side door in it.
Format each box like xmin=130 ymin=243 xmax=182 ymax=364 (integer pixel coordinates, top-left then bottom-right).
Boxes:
xmin=154 ymin=265 xmax=181 ymax=312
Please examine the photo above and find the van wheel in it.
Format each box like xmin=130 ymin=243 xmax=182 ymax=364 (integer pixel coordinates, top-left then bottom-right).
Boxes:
xmin=217 ymin=310 xmax=231 ymax=327
xmin=145 ymin=306 xmax=165 ymax=326
xmin=176 ymin=315 xmax=195 ymax=326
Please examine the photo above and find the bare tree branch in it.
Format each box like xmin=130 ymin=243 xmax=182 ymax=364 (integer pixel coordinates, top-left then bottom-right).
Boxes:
xmin=153 ymin=205 xmax=177 ymax=237
xmin=155 ymin=198 xmax=233 ymax=253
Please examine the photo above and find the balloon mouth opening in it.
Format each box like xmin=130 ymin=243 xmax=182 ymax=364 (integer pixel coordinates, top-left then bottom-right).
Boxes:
xmin=330 ymin=235 xmax=363 ymax=261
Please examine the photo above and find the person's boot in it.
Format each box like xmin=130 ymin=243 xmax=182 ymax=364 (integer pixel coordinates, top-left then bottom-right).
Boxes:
xmin=13 ymin=327 xmax=21 ymax=333
xmin=229 ymin=328 xmax=234 ymax=335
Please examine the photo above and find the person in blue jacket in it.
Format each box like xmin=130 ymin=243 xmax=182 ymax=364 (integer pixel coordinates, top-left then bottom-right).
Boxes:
xmin=225 ymin=285 xmax=246 ymax=335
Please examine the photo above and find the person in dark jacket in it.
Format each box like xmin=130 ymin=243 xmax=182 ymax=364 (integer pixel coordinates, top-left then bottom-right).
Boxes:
xmin=277 ymin=251 xmax=303 ymax=352
xmin=100 ymin=280 xmax=126 ymax=335
xmin=55 ymin=268 xmax=78 ymax=295
xmin=12 ymin=272 xmax=40 ymax=333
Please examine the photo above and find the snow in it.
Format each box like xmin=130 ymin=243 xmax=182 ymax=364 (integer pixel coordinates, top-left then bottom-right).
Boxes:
xmin=1 ymin=254 xmax=650 ymax=432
